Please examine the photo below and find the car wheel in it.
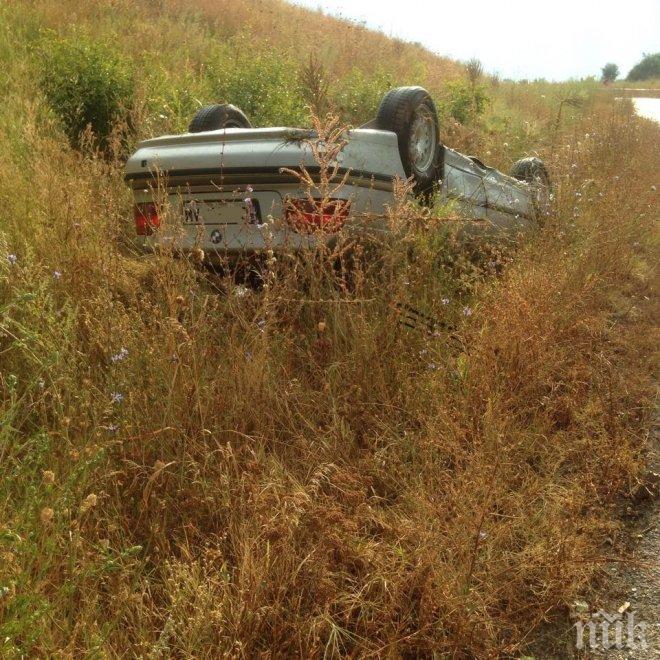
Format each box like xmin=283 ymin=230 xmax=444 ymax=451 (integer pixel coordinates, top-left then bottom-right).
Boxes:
xmin=188 ymin=104 xmax=252 ymax=133
xmin=510 ymin=157 xmax=552 ymax=219
xmin=375 ymin=86 xmax=443 ymax=194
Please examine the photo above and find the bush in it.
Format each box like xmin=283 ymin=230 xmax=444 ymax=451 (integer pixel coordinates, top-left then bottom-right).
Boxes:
xmin=332 ymin=68 xmax=393 ymax=124
xmin=206 ymin=44 xmax=307 ymax=127
xmin=39 ymin=35 xmax=134 ymax=146
xmin=143 ymin=66 xmax=214 ymax=136
xmin=437 ymin=79 xmax=488 ymax=124
xmin=627 ymin=52 xmax=660 ymax=81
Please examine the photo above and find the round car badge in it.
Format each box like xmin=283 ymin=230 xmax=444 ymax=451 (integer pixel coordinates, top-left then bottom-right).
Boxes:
xmin=210 ymin=229 xmax=222 ymax=245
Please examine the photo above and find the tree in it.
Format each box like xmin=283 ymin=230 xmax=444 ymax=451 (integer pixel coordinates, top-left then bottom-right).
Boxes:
xmin=601 ymin=63 xmax=619 ymax=83
xmin=627 ymin=53 xmax=660 ymax=82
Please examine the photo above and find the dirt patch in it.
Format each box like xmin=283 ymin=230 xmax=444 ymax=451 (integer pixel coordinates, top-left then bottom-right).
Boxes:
xmin=586 ymin=420 xmax=659 ymax=658
xmin=528 ymin=418 xmax=659 ymax=658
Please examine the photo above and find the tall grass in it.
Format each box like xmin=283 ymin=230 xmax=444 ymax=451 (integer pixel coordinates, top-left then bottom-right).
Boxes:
xmin=0 ymin=0 xmax=658 ymax=656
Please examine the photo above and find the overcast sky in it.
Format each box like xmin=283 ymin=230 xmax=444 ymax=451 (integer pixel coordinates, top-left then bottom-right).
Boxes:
xmin=290 ymin=0 xmax=659 ymax=81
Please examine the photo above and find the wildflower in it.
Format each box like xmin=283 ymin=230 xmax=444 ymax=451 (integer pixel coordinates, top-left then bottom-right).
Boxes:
xmin=257 ymin=319 xmax=266 ymax=332
xmin=441 ymin=298 xmax=450 ymax=305
xmin=6 ymin=253 xmax=17 ymax=265
xmin=110 ymin=391 xmax=123 ymax=405
xmin=80 ymin=493 xmax=98 ymax=514
xmin=170 ymin=353 xmax=179 ymax=363
xmin=42 ymin=470 xmax=55 ymax=485
xmin=110 ymin=347 xmax=129 ymax=363
xmin=244 ymin=196 xmax=256 ymax=223
xmin=244 ymin=350 xmax=253 ymax=361
xmin=571 ymin=163 xmax=578 ymax=169
xmin=427 ymin=362 xmax=438 ymax=371
xmin=37 ymin=378 xmax=45 ymax=389
xmin=53 ymin=270 xmax=62 ymax=280
xmin=40 ymin=507 xmax=54 ymax=525
xmin=233 ymin=285 xmax=249 ymax=298
xmin=462 ymin=306 xmax=473 ymax=317
xmin=479 ymin=531 xmax=488 ymax=540
xmin=106 ymin=424 xmax=119 ymax=434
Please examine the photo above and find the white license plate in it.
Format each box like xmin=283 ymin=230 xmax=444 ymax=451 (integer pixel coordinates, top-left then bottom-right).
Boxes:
xmin=182 ymin=199 xmax=258 ymax=225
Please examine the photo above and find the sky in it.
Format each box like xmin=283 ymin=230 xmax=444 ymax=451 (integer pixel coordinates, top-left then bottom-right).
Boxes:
xmin=290 ymin=0 xmax=659 ymax=81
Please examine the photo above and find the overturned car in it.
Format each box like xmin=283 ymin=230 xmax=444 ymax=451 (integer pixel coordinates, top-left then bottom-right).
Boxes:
xmin=125 ymin=87 xmax=551 ymax=261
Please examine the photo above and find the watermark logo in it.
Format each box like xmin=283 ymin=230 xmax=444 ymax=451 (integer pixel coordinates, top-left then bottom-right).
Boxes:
xmin=574 ymin=609 xmax=648 ymax=651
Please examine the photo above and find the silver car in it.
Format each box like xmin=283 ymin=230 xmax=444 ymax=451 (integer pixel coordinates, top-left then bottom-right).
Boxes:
xmin=125 ymin=87 xmax=550 ymax=261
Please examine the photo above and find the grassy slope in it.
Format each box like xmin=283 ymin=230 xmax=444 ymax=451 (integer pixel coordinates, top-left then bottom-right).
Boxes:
xmin=0 ymin=0 xmax=658 ymax=656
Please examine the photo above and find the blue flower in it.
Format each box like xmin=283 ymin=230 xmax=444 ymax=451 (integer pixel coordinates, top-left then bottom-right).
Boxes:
xmin=6 ymin=254 xmax=17 ymax=265
xmin=110 ymin=392 xmax=123 ymax=405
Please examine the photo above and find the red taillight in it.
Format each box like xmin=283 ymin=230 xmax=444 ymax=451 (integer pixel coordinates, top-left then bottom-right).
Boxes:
xmin=134 ymin=202 xmax=161 ymax=236
xmin=285 ymin=198 xmax=350 ymax=234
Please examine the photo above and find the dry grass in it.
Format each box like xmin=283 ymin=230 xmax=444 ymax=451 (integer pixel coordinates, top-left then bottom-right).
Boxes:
xmin=0 ymin=1 xmax=658 ymax=657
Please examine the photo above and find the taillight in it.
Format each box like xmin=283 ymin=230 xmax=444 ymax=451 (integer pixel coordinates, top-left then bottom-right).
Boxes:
xmin=134 ymin=202 xmax=161 ymax=236
xmin=285 ymin=198 xmax=350 ymax=234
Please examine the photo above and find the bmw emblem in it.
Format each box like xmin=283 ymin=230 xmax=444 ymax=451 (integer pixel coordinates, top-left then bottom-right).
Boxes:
xmin=210 ymin=229 xmax=222 ymax=245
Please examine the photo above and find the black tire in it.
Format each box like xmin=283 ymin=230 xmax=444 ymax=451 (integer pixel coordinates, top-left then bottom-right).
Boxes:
xmin=510 ymin=157 xmax=552 ymax=219
xmin=375 ymin=86 xmax=443 ymax=193
xmin=188 ymin=104 xmax=252 ymax=133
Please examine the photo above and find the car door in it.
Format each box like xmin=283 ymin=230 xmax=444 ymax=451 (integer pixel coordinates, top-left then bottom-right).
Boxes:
xmin=483 ymin=169 xmax=536 ymax=233
xmin=441 ymin=148 xmax=488 ymax=220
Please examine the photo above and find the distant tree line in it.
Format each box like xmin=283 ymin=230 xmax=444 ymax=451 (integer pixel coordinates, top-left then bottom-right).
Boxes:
xmin=601 ymin=53 xmax=660 ymax=83
xmin=627 ymin=53 xmax=660 ymax=82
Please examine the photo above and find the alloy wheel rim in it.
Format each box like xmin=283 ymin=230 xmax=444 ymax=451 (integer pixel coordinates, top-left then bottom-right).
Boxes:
xmin=409 ymin=106 xmax=437 ymax=172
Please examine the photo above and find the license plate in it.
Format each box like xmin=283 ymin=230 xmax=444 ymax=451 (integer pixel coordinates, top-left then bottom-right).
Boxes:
xmin=182 ymin=199 xmax=260 ymax=225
